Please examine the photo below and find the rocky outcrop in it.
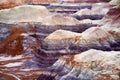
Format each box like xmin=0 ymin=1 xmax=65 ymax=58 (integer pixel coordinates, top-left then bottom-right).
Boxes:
xmin=49 ymin=3 xmax=92 ymax=14
xmin=41 ymin=14 xmax=80 ymax=26
xmin=72 ymin=3 xmax=110 ymax=20
xmin=41 ymin=26 xmax=117 ymax=54
xmin=0 ymin=0 xmax=120 ymax=80
xmin=0 ymin=5 xmax=50 ymax=24
xmin=0 ymin=5 xmax=45 ymax=55
xmin=0 ymin=5 xmax=98 ymax=56
xmin=40 ymin=6 xmax=120 ymax=53
xmin=35 ymin=25 xmax=118 ymax=67
xmin=0 ymin=5 xmax=96 ymax=26
xmin=0 ymin=5 xmax=97 ymax=41
xmin=35 ymin=26 xmax=116 ymax=67
xmin=39 ymin=49 xmax=120 ymax=80
xmin=35 ymin=0 xmax=120 ymax=68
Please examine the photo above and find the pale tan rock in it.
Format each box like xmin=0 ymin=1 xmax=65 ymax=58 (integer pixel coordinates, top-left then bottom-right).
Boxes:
xmin=44 ymin=27 xmax=114 ymax=47
xmin=0 ymin=5 xmax=81 ymax=26
xmin=74 ymin=8 xmax=91 ymax=16
xmin=45 ymin=29 xmax=81 ymax=43
xmin=42 ymin=14 xmax=80 ymax=26
xmin=109 ymin=0 xmax=120 ymax=7
xmin=0 ymin=5 xmax=50 ymax=24
xmin=74 ymin=49 xmax=120 ymax=64
xmin=50 ymin=49 xmax=120 ymax=80
xmin=81 ymin=27 xmax=111 ymax=43
xmin=44 ymin=2 xmax=120 ymax=47
xmin=74 ymin=4 xmax=109 ymax=16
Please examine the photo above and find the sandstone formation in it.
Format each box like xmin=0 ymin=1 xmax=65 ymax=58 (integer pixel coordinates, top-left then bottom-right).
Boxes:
xmin=40 ymin=0 xmax=120 ymax=53
xmin=42 ymin=6 xmax=120 ymax=52
xmin=0 ymin=4 xmax=97 ymax=43
xmin=35 ymin=0 xmax=120 ymax=71
xmin=0 ymin=4 xmax=95 ymax=26
xmin=49 ymin=3 xmax=92 ymax=14
xmin=42 ymin=14 xmax=80 ymax=26
xmin=0 ymin=4 xmax=98 ymax=56
xmin=0 ymin=5 xmax=50 ymax=24
xmin=42 ymin=26 xmax=116 ymax=54
xmin=43 ymin=49 xmax=120 ymax=80
xmin=0 ymin=0 xmax=120 ymax=80
xmin=72 ymin=3 xmax=110 ymax=20
xmin=0 ymin=5 xmax=48 ymax=55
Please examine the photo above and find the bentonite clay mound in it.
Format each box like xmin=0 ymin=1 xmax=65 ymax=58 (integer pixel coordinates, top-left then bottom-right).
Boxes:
xmin=34 ymin=0 xmax=120 ymax=68
xmin=39 ymin=49 xmax=120 ymax=80
xmin=0 ymin=5 xmax=50 ymax=24
xmin=42 ymin=14 xmax=80 ymax=26
xmin=44 ymin=0 xmax=120 ymax=51
xmin=0 ymin=5 xmax=98 ymax=42
xmin=0 ymin=4 xmax=98 ymax=56
xmin=72 ymin=3 xmax=110 ymax=20
xmin=40 ymin=17 xmax=120 ymax=55
xmin=35 ymin=26 xmax=116 ymax=67
xmin=0 ymin=0 xmax=120 ymax=80
xmin=0 ymin=4 xmax=96 ymax=25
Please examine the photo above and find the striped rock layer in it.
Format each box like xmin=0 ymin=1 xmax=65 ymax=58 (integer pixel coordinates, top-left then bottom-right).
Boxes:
xmin=35 ymin=5 xmax=120 ymax=67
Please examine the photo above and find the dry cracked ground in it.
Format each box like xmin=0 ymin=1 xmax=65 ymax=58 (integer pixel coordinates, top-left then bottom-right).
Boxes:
xmin=0 ymin=0 xmax=120 ymax=80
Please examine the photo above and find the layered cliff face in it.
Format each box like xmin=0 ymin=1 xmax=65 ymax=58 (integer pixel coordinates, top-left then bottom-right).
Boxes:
xmin=37 ymin=0 xmax=120 ymax=79
xmin=0 ymin=0 xmax=120 ymax=80
xmin=0 ymin=4 xmax=99 ymax=43
xmin=72 ymin=3 xmax=110 ymax=20
xmin=0 ymin=4 xmax=97 ymax=26
xmin=38 ymin=0 xmax=120 ymax=55
xmin=44 ymin=49 xmax=120 ymax=80
xmin=0 ymin=5 xmax=45 ymax=55
xmin=38 ymin=26 xmax=117 ymax=66
xmin=39 ymin=9 xmax=120 ymax=57
xmin=0 ymin=4 xmax=98 ymax=56
xmin=36 ymin=26 xmax=116 ymax=67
